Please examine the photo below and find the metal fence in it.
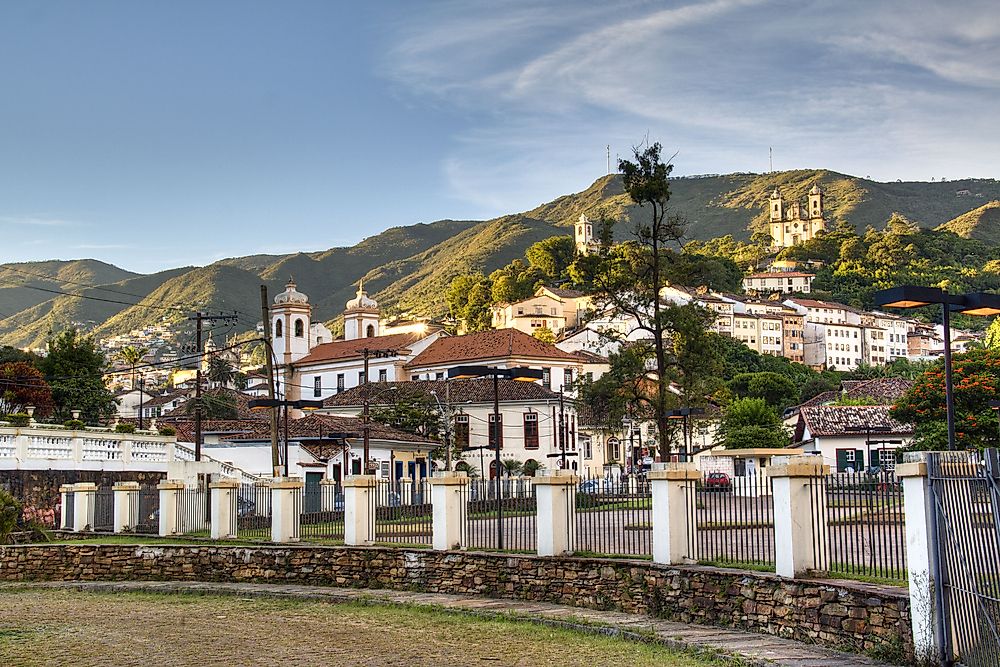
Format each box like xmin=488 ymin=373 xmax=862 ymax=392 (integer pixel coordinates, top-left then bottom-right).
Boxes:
xmin=134 ymin=486 xmax=160 ymax=534
xmin=373 ymin=479 xmax=432 ymax=546
xmin=62 ymin=490 xmax=75 ymax=530
xmin=821 ymin=470 xmax=907 ymax=582
xmin=300 ymin=482 xmax=345 ymax=543
xmin=92 ymin=487 xmax=114 ymax=532
xmin=695 ymin=472 xmax=775 ymax=568
xmin=176 ymin=489 xmax=211 ymax=535
xmin=573 ymin=474 xmax=651 ymax=557
xmin=463 ymin=477 xmax=537 ymax=552
xmin=236 ymin=483 xmax=272 ymax=541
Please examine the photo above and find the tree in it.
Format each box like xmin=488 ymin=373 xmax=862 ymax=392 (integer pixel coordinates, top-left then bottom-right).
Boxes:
xmin=0 ymin=362 xmax=53 ymax=417
xmin=891 ymin=348 xmax=1000 ymax=451
xmin=489 ymin=260 xmax=540 ymax=304
xmin=0 ymin=346 xmax=38 ymax=365
xmin=369 ymin=388 xmax=441 ymax=440
xmin=501 ymin=459 xmax=524 ymax=476
xmin=727 ymin=372 xmax=799 ymax=413
xmin=185 ymin=390 xmax=239 ymax=420
xmin=575 ymin=144 xmax=720 ymax=461
xmin=716 ymin=398 xmax=789 ymax=449
xmin=526 ymin=236 xmax=576 ymax=280
xmin=532 ymin=326 xmax=555 ymax=344
xmin=117 ymin=345 xmax=148 ymax=391
xmin=445 ymin=273 xmax=493 ymax=332
xmin=207 ymin=356 xmax=236 ymax=388
xmin=36 ymin=329 xmax=117 ymax=424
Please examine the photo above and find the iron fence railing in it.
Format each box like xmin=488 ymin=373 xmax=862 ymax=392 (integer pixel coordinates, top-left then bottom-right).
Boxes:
xmin=134 ymin=486 xmax=160 ymax=534
xmin=62 ymin=490 xmax=75 ymax=530
xmin=175 ymin=489 xmax=211 ymax=536
xmin=299 ymin=483 xmax=345 ymax=543
xmin=236 ymin=484 xmax=272 ymax=541
xmin=373 ymin=480 xmax=432 ymax=547
xmin=573 ymin=474 xmax=651 ymax=558
xmin=92 ymin=487 xmax=114 ymax=532
xmin=463 ymin=478 xmax=537 ymax=552
xmin=820 ymin=470 xmax=906 ymax=582
xmin=695 ymin=472 xmax=774 ymax=568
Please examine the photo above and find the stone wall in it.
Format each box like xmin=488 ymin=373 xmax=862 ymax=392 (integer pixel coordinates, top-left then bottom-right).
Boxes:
xmin=0 ymin=544 xmax=912 ymax=660
xmin=0 ymin=470 xmax=164 ymax=526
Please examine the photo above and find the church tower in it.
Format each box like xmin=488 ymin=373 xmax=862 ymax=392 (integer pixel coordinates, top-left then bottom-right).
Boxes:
xmin=575 ymin=214 xmax=597 ymax=255
xmin=344 ymin=281 xmax=380 ymax=341
xmin=768 ymin=188 xmax=785 ymax=247
xmin=808 ymin=184 xmax=824 ymax=221
xmin=270 ymin=278 xmax=312 ymax=367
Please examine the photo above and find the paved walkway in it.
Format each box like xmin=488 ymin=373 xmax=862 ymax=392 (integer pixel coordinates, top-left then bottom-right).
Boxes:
xmin=7 ymin=580 xmax=893 ymax=667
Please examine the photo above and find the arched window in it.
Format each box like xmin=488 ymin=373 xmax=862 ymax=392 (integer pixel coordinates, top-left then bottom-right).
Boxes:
xmin=365 ymin=324 xmax=375 ymax=338
xmin=275 ymin=319 xmax=283 ymax=338
xmin=294 ymin=318 xmax=304 ymax=338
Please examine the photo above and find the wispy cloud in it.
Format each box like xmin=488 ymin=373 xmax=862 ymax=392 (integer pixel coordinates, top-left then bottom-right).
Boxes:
xmin=0 ymin=216 xmax=80 ymax=227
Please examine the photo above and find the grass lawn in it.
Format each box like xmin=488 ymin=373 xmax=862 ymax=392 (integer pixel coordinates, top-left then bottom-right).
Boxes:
xmin=0 ymin=588 xmax=726 ymax=666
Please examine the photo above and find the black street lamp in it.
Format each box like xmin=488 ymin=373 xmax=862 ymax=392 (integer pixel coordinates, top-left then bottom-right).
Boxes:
xmin=874 ymin=286 xmax=1000 ymax=451
xmin=666 ymin=407 xmax=706 ymax=462
xmin=447 ymin=365 xmax=544 ymax=550
xmin=248 ymin=398 xmax=325 ymax=476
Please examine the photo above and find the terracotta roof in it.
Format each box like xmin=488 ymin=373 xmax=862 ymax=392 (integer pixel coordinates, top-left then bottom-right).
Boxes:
xmin=542 ymin=286 xmax=585 ymax=298
xmin=293 ymin=332 xmax=429 ymax=366
xmin=162 ymin=388 xmax=263 ymax=420
xmin=796 ymin=405 xmax=912 ymax=439
xmin=569 ymin=350 xmax=608 ymax=363
xmin=145 ymin=389 xmax=190 ymax=408
xmin=169 ymin=414 xmax=434 ymax=446
xmin=322 ymin=379 xmax=561 ymax=407
xmin=798 ymin=378 xmax=914 ymax=409
xmin=406 ymin=329 xmax=579 ymax=368
xmin=786 ymin=298 xmax=859 ymax=313
xmin=746 ymin=272 xmax=815 ymax=279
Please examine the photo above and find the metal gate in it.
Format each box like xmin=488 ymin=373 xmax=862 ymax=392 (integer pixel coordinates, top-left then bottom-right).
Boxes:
xmin=928 ymin=450 xmax=1000 ymax=666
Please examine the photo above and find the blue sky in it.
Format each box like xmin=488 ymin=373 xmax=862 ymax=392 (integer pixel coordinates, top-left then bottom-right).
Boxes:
xmin=1 ymin=0 xmax=997 ymax=273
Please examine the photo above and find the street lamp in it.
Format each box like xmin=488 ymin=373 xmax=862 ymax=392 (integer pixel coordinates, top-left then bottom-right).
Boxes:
xmin=874 ymin=286 xmax=1000 ymax=451
xmin=447 ymin=365 xmax=544 ymax=550
xmin=248 ymin=398 xmax=324 ymax=477
xmin=666 ymin=407 xmax=705 ymax=462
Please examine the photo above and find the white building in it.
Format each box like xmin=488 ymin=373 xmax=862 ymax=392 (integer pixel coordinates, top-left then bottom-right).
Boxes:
xmin=742 ymin=271 xmax=814 ymax=294
xmin=491 ymin=286 xmax=591 ymax=336
xmin=793 ymin=405 xmax=912 ymax=473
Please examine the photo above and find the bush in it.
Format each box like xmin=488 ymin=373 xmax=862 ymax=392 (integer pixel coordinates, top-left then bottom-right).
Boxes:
xmin=0 ymin=488 xmax=22 ymax=544
xmin=5 ymin=413 xmax=30 ymax=427
xmin=63 ymin=419 xmax=85 ymax=430
xmin=115 ymin=423 xmax=136 ymax=434
xmin=158 ymin=426 xmax=176 ymax=436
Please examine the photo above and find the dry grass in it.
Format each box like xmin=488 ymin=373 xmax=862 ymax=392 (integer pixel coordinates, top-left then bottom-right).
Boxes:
xmin=0 ymin=589 xmax=720 ymax=666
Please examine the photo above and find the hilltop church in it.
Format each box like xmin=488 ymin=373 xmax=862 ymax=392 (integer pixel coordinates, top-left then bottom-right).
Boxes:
xmin=768 ymin=185 xmax=826 ymax=248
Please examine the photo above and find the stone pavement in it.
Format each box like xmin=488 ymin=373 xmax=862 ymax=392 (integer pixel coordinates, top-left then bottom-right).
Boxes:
xmin=7 ymin=580 xmax=895 ymax=667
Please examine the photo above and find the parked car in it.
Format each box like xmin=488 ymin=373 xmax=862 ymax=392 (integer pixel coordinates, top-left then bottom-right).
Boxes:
xmin=578 ymin=478 xmax=614 ymax=494
xmin=704 ymin=472 xmax=732 ymax=492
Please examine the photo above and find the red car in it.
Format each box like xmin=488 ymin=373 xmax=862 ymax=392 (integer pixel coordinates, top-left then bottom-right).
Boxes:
xmin=704 ymin=472 xmax=732 ymax=492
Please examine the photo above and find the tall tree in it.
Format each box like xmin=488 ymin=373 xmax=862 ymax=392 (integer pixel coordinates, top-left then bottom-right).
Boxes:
xmin=445 ymin=273 xmax=493 ymax=332
xmin=36 ymin=329 xmax=117 ymax=424
xmin=525 ymin=236 xmax=576 ymax=280
xmin=117 ymin=345 xmax=148 ymax=391
xmin=0 ymin=362 xmax=54 ymax=417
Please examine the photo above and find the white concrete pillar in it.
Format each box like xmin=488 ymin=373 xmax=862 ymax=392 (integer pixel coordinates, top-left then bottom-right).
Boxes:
xmin=157 ymin=480 xmax=184 ymax=537
xmin=210 ymin=478 xmax=240 ymax=540
xmin=399 ymin=478 xmax=413 ymax=505
xmin=319 ymin=479 xmax=339 ymax=512
xmin=898 ymin=455 xmax=941 ymax=664
xmin=72 ymin=483 xmax=97 ymax=532
xmin=770 ymin=456 xmax=829 ymax=578
xmin=270 ymin=478 xmax=303 ymax=543
xmin=650 ymin=463 xmax=699 ymax=565
xmin=71 ymin=437 xmax=84 ymax=464
xmin=343 ymin=475 xmax=376 ymax=546
xmin=534 ymin=470 xmax=578 ymax=556
xmin=430 ymin=471 xmax=468 ymax=551
xmin=112 ymin=482 xmax=139 ymax=533
xmin=59 ymin=484 xmax=74 ymax=530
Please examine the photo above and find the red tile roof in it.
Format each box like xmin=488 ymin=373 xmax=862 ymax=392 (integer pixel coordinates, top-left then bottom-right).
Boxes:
xmin=294 ymin=332 xmax=430 ymax=365
xmin=322 ymin=379 xmax=560 ymax=408
xmin=406 ymin=329 xmax=580 ymax=368
xmin=746 ymin=272 xmax=815 ymax=279
xmin=796 ymin=405 xmax=912 ymax=439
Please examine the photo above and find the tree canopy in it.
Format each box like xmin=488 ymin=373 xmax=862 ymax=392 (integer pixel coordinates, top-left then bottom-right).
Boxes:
xmin=716 ymin=397 xmax=789 ymax=449
xmin=0 ymin=362 xmax=53 ymax=417
xmin=36 ymin=329 xmax=117 ymax=424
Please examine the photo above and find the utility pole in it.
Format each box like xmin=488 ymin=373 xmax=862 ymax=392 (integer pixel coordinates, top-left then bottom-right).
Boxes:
xmin=607 ymin=145 xmax=611 ymax=175
xmin=361 ymin=347 xmax=398 ymax=475
xmin=261 ymin=285 xmax=280 ymax=476
xmin=189 ymin=311 xmax=239 ymax=462
xmin=558 ymin=390 xmax=566 ymax=470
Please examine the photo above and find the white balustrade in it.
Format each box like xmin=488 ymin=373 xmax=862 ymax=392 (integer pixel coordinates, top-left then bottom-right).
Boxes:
xmin=26 ymin=435 xmax=74 ymax=459
xmin=82 ymin=438 xmax=123 ymax=461
xmin=0 ymin=434 xmax=15 ymax=458
xmin=131 ymin=439 xmax=168 ymax=462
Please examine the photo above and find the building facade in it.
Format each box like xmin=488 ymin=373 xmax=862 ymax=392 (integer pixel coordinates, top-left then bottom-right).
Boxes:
xmin=768 ymin=185 xmax=826 ymax=248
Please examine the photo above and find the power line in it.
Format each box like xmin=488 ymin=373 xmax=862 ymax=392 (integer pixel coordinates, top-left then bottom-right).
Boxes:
xmin=20 ymin=284 xmax=190 ymax=313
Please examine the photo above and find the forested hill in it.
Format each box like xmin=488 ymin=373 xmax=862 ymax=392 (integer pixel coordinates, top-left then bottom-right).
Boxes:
xmin=1 ymin=169 xmax=998 ymax=348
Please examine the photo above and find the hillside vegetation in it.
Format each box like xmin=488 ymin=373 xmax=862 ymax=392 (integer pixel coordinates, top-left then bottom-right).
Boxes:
xmin=0 ymin=169 xmax=997 ymax=346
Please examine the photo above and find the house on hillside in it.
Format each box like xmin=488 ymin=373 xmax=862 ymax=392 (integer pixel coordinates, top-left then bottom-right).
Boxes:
xmin=742 ymin=271 xmax=815 ymax=295
xmin=490 ymin=286 xmax=591 ymax=336
xmin=793 ymin=405 xmax=912 ymax=473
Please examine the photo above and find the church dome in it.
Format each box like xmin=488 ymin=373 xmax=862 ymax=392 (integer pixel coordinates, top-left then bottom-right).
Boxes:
xmin=274 ymin=278 xmax=309 ymax=305
xmin=809 ymin=184 xmax=822 ymax=195
xmin=346 ymin=281 xmax=378 ymax=311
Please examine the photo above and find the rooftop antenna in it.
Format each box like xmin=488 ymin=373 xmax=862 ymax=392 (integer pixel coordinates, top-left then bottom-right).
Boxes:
xmin=769 ymin=147 xmax=773 ymax=173
xmin=607 ymin=145 xmax=611 ymax=175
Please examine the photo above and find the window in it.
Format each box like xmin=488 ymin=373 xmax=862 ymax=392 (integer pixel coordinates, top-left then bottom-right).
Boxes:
xmin=488 ymin=413 xmax=503 ymax=449
xmin=294 ymin=319 xmax=304 ymax=338
xmin=454 ymin=415 xmax=470 ymax=447
xmin=563 ymin=368 xmax=573 ymax=390
xmin=582 ymin=437 xmax=592 ymax=460
xmin=523 ymin=413 xmax=539 ymax=449
xmin=378 ymin=369 xmax=387 ymax=382
xmin=542 ymin=368 xmax=551 ymax=389
xmin=435 ymin=372 xmax=444 ymax=381
xmin=336 ymin=374 xmax=345 ymax=393
xmin=366 ymin=324 xmax=375 ymax=338
xmin=313 ymin=376 xmax=322 ymax=398
xmin=358 ymin=371 xmax=366 ymax=385
xmin=275 ymin=319 xmax=283 ymax=338
xmin=878 ymin=449 xmax=897 ymax=472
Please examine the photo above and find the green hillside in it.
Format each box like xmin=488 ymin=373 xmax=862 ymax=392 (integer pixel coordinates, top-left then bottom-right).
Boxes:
xmin=0 ymin=169 xmax=997 ymax=343
xmin=936 ymin=200 xmax=1000 ymax=244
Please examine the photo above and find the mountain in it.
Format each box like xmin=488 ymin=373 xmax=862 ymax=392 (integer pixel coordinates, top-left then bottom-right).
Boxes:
xmin=935 ymin=200 xmax=1000 ymax=244
xmin=0 ymin=169 xmax=997 ymax=347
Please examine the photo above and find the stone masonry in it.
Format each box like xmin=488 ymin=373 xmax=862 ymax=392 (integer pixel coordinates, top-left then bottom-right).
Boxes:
xmin=0 ymin=544 xmax=912 ymax=660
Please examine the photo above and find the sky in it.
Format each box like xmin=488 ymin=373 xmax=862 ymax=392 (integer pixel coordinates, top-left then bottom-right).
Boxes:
xmin=1 ymin=0 xmax=998 ymax=273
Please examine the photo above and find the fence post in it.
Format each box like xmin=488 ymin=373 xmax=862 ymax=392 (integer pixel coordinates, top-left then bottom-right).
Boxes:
xmin=72 ymin=483 xmax=97 ymax=532
xmin=113 ymin=482 xmax=139 ymax=533
xmin=399 ymin=477 xmax=413 ymax=505
xmin=210 ymin=478 xmax=240 ymax=540
xmin=343 ymin=475 xmax=376 ymax=546
xmin=157 ymin=480 xmax=184 ymax=536
xmin=770 ymin=456 xmax=828 ymax=578
xmin=270 ymin=478 xmax=303 ymax=543
xmin=898 ymin=454 xmax=942 ymax=664
xmin=649 ymin=463 xmax=699 ymax=565
xmin=534 ymin=469 xmax=577 ymax=556
xmin=59 ymin=484 xmax=74 ymax=530
xmin=429 ymin=471 xmax=468 ymax=551
xmin=320 ymin=478 xmax=339 ymax=511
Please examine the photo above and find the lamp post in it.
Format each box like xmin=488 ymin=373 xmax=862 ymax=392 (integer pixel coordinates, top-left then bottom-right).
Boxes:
xmin=447 ymin=365 xmax=544 ymax=550
xmin=874 ymin=286 xmax=1000 ymax=451
xmin=665 ymin=407 xmax=706 ymax=462
xmin=138 ymin=377 xmax=145 ymax=431
xmin=248 ymin=398 xmax=325 ymax=477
